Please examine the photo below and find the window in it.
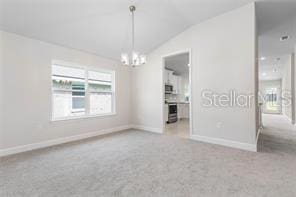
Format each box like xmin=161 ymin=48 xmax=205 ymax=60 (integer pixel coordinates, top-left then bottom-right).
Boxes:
xmin=52 ymin=63 xmax=115 ymax=120
xmin=264 ymin=87 xmax=279 ymax=112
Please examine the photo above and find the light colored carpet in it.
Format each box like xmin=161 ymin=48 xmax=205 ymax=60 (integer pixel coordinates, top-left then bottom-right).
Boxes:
xmin=261 ymin=114 xmax=296 ymax=144
xmin=1 ymin=129 xmax=296 ymax=197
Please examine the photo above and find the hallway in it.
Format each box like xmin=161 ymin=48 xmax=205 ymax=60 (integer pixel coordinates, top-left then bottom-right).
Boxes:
xmin=259 ymin=114 xmax=296 ymax=146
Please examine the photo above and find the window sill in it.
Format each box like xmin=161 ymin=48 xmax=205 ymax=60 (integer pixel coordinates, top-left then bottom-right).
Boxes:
xmin=51 ymin=112 xmax=116 ymax=122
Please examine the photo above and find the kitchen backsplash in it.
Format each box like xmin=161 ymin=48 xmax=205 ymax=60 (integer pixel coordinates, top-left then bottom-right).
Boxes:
xmin=165 ymin=93 xmax=189 ymax=102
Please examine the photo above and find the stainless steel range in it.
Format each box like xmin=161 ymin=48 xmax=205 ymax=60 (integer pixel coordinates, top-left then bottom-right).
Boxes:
xmin=167 ymin=103 xmax=177 ymax=123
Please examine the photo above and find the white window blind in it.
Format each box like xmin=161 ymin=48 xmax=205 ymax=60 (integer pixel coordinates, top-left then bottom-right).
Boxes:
xmin=52 ymin=64 xmax=115 ymax=120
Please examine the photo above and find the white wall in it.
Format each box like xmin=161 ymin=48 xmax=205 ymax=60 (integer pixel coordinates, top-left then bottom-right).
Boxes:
xmin=295 ymin=46 xmax=296 ymax=123
xmin=282 ymin=54 xmax=294 ymax=123
xmin=293 ymin=53 xmax=296 ymax=124
xmin=132 ymin=3 xmax=257 ymax=146
xmin=0 ymin=31 xmax=131 ymax=149
xmin=0 ymin=32 xmax=3 ymax=147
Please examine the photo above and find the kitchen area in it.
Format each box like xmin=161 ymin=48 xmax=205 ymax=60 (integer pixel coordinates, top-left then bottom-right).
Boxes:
xmin=164 ymin=52 xmax=190 ymax=138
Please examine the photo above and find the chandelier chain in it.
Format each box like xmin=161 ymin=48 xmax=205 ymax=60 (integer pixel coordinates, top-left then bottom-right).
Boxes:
xmin=131 ymin=8 xmax=135 ymax=52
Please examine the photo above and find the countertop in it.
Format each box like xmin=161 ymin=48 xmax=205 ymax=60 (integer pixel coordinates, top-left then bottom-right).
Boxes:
xmin=165 ymin=101 xmax=190 ymax=104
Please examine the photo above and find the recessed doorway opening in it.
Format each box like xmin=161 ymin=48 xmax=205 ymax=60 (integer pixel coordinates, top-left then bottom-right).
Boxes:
xmin=161 ymin=50 xmax=192 ymax=138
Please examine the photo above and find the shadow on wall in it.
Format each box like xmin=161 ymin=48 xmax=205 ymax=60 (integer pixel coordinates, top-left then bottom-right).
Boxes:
xmin=256 ymin=1 xmax=296 ymax=35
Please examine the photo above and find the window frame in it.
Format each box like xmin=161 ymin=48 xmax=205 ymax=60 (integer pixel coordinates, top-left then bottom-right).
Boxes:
xmin=51 ymin=60 xmax=116 ymax=122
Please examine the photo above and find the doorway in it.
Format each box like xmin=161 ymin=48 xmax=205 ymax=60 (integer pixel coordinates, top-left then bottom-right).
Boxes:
xmin=161 ymin=50 xmax=192 ymax=138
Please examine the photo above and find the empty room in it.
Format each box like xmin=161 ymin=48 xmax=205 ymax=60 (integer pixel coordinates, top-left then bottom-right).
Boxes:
xmin=1 ymin=0 xmax=296 ymax=196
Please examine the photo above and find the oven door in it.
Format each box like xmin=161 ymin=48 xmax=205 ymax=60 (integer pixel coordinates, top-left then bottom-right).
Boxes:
xmin=167 ymin=104 xmax=178 ymax=123
xmin=169 ymin=104 xmax=177 ymax=114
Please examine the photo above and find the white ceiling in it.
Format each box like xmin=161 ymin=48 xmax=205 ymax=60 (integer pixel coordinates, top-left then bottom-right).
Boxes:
xmin=0 ymin=0 xmax=256 ymax=60
xmin=257 ymin=1 xmax=296 ymax=58
xmin=165 ymin=52 xmax=189 ymax=75
xmin=259 ymin=55 xmax=288 ymax=81
xmin=257 ymin=1 xmax=296 ymax=81
xmin=1 ymin=0 xmax=294 ymax=79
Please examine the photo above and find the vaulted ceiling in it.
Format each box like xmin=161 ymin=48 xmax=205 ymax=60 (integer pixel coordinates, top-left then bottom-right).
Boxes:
xmin=0 ymin=0 xmax=256 ymax=60
xmin=1 ymin=0 xmax=295 ymax=70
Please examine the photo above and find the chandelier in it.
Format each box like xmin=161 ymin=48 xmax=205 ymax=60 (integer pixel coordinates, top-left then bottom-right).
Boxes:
xmin=121 ymin=5 xmax=146 ymax=67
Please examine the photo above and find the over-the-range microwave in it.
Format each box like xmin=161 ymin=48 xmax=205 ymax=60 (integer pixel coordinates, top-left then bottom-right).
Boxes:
xmin=165 ymin=84 xmax=173 ymax=94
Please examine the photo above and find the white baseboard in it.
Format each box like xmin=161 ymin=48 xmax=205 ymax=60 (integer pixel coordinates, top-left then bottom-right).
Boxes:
xmin=131 ymin=125 xmax=162 ymax=134
xmin=0 ymin=125 xmax=132 ymax=157
xmin=256 ymin=128 xmax=261 ymax=144
xmin=190 ymin=135 xmax=257 ymax=152
xmin=0 ymin=124 xmax=257 ymax=157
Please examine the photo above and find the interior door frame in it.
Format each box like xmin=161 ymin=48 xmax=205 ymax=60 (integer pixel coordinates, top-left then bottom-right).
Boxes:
xmin=161 ymin=49 xmax=193 ymax=137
